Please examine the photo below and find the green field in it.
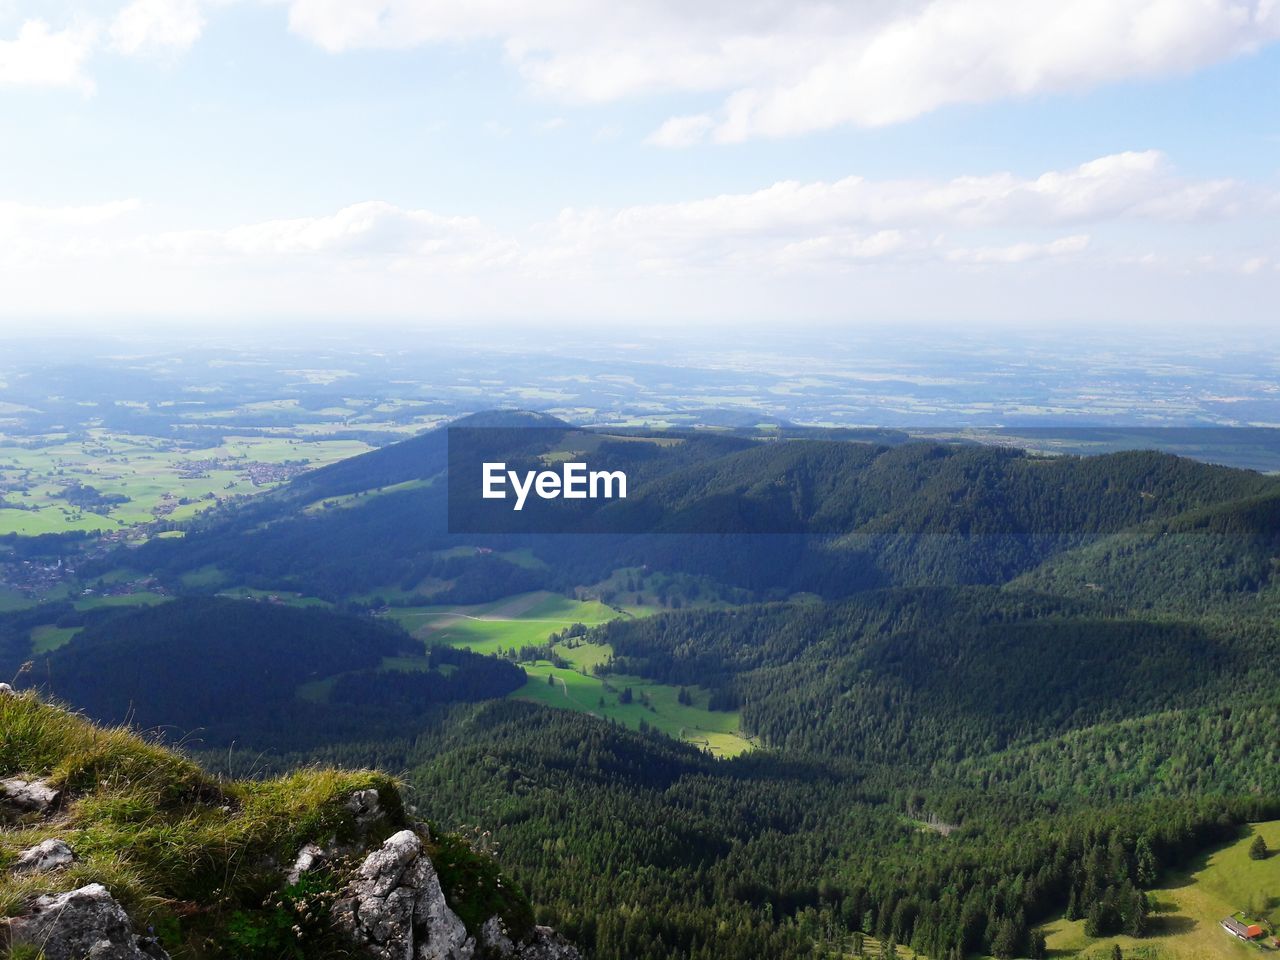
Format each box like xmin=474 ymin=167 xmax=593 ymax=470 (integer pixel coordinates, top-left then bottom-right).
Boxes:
xmin=0 ymin=430 xmax=374 ymax=535
xmin=395 ymin=590 xmax=755 ymax=757
xmin=179 ymin=565 xmax=230 ymax=589
xmin=1041 ymin=820 xmax=1280 ymax=959
xmin=30 ymin=624 xmax=79 ymax=654
xmin=390 ymin=592 xmax=623 ymax=654
xmin=0 ymin=587 xmax=32 ymax=611
xmin=74 ymin=591 xmax=169 ymax=611
xmin=215 ymin=587 xmax=333 ymax=608
xmin=518 ymin=661 xmax=753 ymax=758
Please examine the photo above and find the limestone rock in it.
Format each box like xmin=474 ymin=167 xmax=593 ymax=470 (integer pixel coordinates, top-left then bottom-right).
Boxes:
xmin=14 ymin=837 xmax=76 ymax=873
xmin=479 ymin=916 xmax=516 ymax=957
xmin=0 ymin=776 xmax=60 ymax=814
xmin=408 ymin=850 xmax=471 ymax=960
xmin=334 ymin=829 xmax=475 ymax=960
xmin=346 ymin=788 xmax=384 ymax=828
xmin=0 ymin=682 xmax=13 ymax=695
xmin=7 ymin=883 xmax=170 ymax=960
xmin=515 ymin=926 xmax=581 ymax=960
xmin=286 ymin=842 xmax=327 ymax=886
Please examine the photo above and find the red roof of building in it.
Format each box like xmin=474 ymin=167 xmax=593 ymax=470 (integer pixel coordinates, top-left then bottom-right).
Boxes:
xmin=1247 ymin=924 xmax=1264 ymax=938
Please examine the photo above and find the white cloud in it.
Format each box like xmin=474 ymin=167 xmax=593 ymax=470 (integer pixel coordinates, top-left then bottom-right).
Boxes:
xmin=0 ymin=19 xmax=97 ymax=90
xmin=1 ymin=152 xmax=1266 ymax=278
xmin=0 ymin=154 xmax=1273 ymax=320
xmin=708 ymin=0 xmax=1280 ymax=141
xmin=947 ymin=234 xmax=1091 ymax=264
xmin=0 ymin=198 xmax=140 ymax=235
xmin=144 ymin=201 xmax=517 ymax=269
xmin=646 ymin=114 xmax=715 ymax=149
xmin=545 ymin=152 xmax=1255 ymax=260
xmin=109 ymin=0 xmax=206 ymax=58
xmin=276 ymin=0 xmax=1280 ymax=140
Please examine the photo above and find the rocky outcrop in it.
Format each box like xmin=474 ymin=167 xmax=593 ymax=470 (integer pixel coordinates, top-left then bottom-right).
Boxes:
xmin=333 ymin=829 xmax=473 ymax=960
xmin=478 ymin=916 xmax=516 ymax=955
xmin=329 ymin=830 xmax=580 ymax=960
xmin=0 ymin=776 xmax=61 ymax=814
xmin=512 ymin=927 xmax=580 ymax=960
xmin=476 ymin=918 xmax=578 ymax=959
xmin=346 ymin=787 xmax=385 ymax=827
xmin=6 ymin=883 xmax=169 ymax=960
xmin=1 ymin=766 xmax=576 ymax=960
xmin=14 ymin=837 xmax=76 ymax=874
xmin=286 ymin=841 xmax=328 ymax=885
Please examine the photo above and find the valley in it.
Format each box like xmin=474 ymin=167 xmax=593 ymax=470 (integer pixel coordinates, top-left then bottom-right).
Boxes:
xmin=388 ymin=590 xmax=754 ymax=756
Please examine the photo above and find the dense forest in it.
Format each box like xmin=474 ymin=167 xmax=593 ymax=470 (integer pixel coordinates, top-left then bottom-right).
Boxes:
xmin=589 ymin=585 xmax=1275 ymax=763
xmin=14 ymin=598 xmax=525 ymax=740
xmin=223 ymin=699 xmax=1280 ymax=960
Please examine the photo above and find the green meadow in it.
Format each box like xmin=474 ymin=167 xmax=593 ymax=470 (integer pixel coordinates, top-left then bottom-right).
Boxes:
xmin=74 ymin=591 xmax=169 ymax=611
xmin=215 ymin=586 xmax=334 ymax=608
xmin=390 ymin=591 xmax=621 ymax=653
xmin=1040 ymin=820 xmax=1280 ymax=959
xmin=0 ymin=586 xmax=32 ymax=611
xmin=30 ymin=624 xmax=79 ymax=654
xmin=397 ymin=590 xmax=756 ymax=757
xmin=518 ymin=661 xmax=754 ymax=758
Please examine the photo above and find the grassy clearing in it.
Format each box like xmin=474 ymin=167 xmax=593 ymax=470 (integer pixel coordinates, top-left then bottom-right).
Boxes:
xmin=216 ymin=587 xmax=333 ymax=608
xmin=405 ymin=590 xmax=755 ymax=757
xmin=30 ymin=624 xmax=80 ymax=654
xmin=387 ymin=591 xmax=623 ymax=653
xmin=518 ymin=662 xmax=754 ymax=758
xmin=0 ymin=587 xmax=33 ymax=612
xmin=73 ymin=592 xmax=169 ymax=611
xmin=178 ymin=564 xmax=228 ymax=589
xmin=1041 ymin=820 xmax=1280 ymax=959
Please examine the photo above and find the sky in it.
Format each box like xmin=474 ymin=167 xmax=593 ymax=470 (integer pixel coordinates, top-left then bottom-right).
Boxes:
xmin=0 ymin=0 xmax=1277 ymax=332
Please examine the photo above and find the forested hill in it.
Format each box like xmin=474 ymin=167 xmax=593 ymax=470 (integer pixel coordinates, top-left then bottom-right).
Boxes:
xmin=114 ymin=416 xmax=1280 ymax=604
xmin=18 ymin=597 xmax=526 ymax=742
xmin=295 ymin=409 xmax=571 ymax=501
xmin=589 ymin=585 xmax=1272 ymax=763
xmin=1013 ymin=488 xmax=1280 ymax=611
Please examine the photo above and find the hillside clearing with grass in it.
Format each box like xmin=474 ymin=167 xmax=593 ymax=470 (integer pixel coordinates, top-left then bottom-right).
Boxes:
xmin=392 ymin=590 xmax=756 ymax=757
xmin=1040 ymin=820 xmax=1280 ymax=959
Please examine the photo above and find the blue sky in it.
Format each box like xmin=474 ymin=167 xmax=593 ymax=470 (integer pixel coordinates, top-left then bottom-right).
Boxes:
xmin=0 ymin=0 xmax=1277 ymax=330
